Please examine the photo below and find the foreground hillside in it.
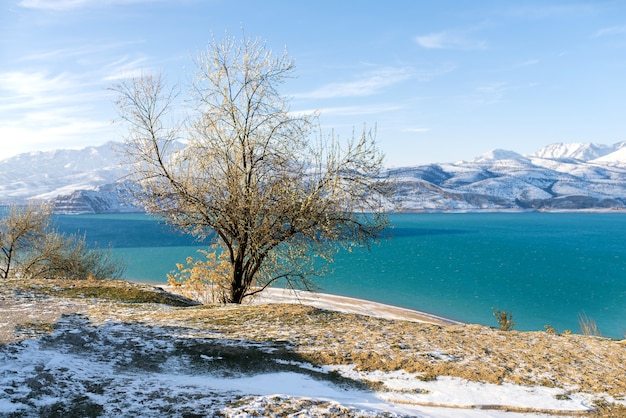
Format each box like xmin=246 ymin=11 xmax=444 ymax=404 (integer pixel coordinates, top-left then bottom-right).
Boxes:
xmin=1 ymin=279 xmax=624 ymax=417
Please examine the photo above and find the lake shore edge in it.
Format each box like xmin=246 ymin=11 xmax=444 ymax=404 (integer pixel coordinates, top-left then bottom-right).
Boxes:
xmin=144 ymin=281 xmax=463 ymax=327
xmin=247 ymin=287 xmax=463 ymax=327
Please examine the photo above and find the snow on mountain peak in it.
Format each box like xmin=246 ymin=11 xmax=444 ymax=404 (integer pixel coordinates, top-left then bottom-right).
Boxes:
xmin=0 ymin=141 xmax=129 ymax=203
xmin=531 ymin=142 xmax=613 ymax=161
xmin=473 ymin=149 xmax=523 ymax=162
xmin=590 ymin=146 xmax=626 ymax=165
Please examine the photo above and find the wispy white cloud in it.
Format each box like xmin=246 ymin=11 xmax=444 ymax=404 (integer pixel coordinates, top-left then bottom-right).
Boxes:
xmin=0 ymin=70 xmax=74 ymax=98
xmin=489 ymin=58 xmax=541 ymax=74
xmin=18 ymin=0 xmax=164 ymax=11
xmin=471 ymin=81 xmax=510 ymax=105
xmin=4 ymin=44 xmax=152 ymax=99
xmin=514 ymin=59 xmax=540 ymax=68
xmin=593 ymin=25 xmax=626 ymax=38
xmin=298 ymin=67 xmax=413 ymax=99
xmin=0 ymin=80 xmax=113 ymax=152
xmin=502 ymin=4 xmax=599 ymax=19
xmin=319 ymin=104 xmax=402 ymax=117
xmin=401 ymin=127 xmax=430 ymax=133
xmin=0 ymin=66 xmax=122 ymax=115
xmin=19 ymin=0 xmax=97 ymax=10
xmin=0 ymin=117 xmax=112 ymax=158
xmin=415 ymin=30 xmax=487 ymax=50
xmin=413 ymin=62 xmax=457 ymax=82
xmin=0 ymin=69 xmax=109 ymax=132
xmin=17 ymin=42 xmax=145 ymax=63
xmin=0 ymin=29 xmax=159 ymax=158
xmin=464 ymin=81 xmax=538 ymax=106
xmin=102 ymin=56 xmax=153 ymax=81
xmin=17 ymin=47 xmax=91 ymax=62
xmin=0 ymin=50 xmax=141 ymax=156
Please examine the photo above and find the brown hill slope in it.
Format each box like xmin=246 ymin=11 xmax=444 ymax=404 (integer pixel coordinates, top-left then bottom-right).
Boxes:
xmin=1 ymin=278 xmax=624 ymax=416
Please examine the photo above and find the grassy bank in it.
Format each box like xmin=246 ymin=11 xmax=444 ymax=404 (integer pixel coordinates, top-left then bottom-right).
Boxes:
xmin=1 ymin=278 xmax=625 ymax=416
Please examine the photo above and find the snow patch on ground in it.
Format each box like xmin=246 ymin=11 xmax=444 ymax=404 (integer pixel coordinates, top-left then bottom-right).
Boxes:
xmin=329 ymin=365 xmax=599 ymax=414
xmin=0 ymin=313 xmax=610 ymax=417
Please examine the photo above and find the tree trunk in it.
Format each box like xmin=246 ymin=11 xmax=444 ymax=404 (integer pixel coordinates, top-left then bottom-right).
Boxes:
xmin=229 ymin=269 xmax=246 ymax=304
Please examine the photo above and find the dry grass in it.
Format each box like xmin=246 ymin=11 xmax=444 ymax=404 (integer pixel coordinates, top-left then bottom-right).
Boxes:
xmin=578 ymin=312 xmax=602 ymax=337
xmin=92 ymin=303 xmax=625 ymax=397
xmin=2 ymin=278 xmax=626 ymax=415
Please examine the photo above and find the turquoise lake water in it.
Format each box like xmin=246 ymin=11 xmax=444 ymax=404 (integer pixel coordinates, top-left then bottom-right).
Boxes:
xmin=54 ymin=212 xmax=626 ymax=339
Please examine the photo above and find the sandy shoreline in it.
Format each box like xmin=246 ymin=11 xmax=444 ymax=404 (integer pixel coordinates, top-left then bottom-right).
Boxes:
xmin=248 ymin=288 xmax=463 ymax=326
xmin=152 ymin=283 xmax=462 ymax=327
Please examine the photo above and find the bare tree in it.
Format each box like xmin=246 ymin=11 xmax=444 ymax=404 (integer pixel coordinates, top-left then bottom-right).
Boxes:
xmin=0 ymin=203 xmax=51 ymax=279
xmin=0 ymin=203 xmax=125 ymax=280
xmin=112 ymin=35 xmax=391 ymax=303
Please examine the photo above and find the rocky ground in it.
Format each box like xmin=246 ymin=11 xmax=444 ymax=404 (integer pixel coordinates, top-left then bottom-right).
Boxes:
xmin=1 ymin=278 xmax=625 ymax=417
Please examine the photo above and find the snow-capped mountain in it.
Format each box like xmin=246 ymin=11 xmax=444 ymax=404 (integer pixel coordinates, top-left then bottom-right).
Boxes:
xmin=50 ymin=180 xmax=144 ymax=214
xmin=0 ymin=142 xmax=139 ymax=213
xmin=529 ymin=142 xmax=619 ymax=161
xmin=0 ymin=141 xmax=127 ymax=200
xmin=391 ymin=141 xmax=626 ymax=211
xmin=3 ymin=140 xmax=626 ymax=213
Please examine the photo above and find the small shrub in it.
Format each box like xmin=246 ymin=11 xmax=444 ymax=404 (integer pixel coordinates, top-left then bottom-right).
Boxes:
xmin=167 ymin=245 xmax=232 ymax=304
xmin=544 ymin=324 xmax=555 ymax=334
xmin=0 ymin=203 xmax=126 ymax=280
xmin=417 ymin=373 xmax=437 ymax=382
xmin=14 ymin=322 xmax=55 ymax=338
xmin=590 ymin=399 xmax=626 ymax=417
xmin=17 ymin=322 xmax=55 ymax=333
xmin=578 ymin=311 xmax=601 ymax=337
xmin=492 ymin=307 xmax=515 ymax=331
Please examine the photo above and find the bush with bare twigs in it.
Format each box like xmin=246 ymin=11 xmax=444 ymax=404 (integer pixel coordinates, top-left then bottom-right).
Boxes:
xmin=492 ymin=307 xmax=515 ymax=331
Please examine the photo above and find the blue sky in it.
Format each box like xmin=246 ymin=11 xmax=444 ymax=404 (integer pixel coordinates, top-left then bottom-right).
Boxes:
xmin=1 ymin=0 xmax=626 ymax=166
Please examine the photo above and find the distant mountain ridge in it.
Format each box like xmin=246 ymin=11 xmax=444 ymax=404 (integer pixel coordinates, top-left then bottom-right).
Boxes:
xmin=0 ymin=141 xmax=127 ymax=199
xmin=390 ymin=140 xmax=626 ymax=211
xmin=2 ymin=140 xmax=626 ymax=213
xmin=530 ymin=142 xmax=616 ymax=161
xmin=0 ymin=141 xmax=138 ymax=213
